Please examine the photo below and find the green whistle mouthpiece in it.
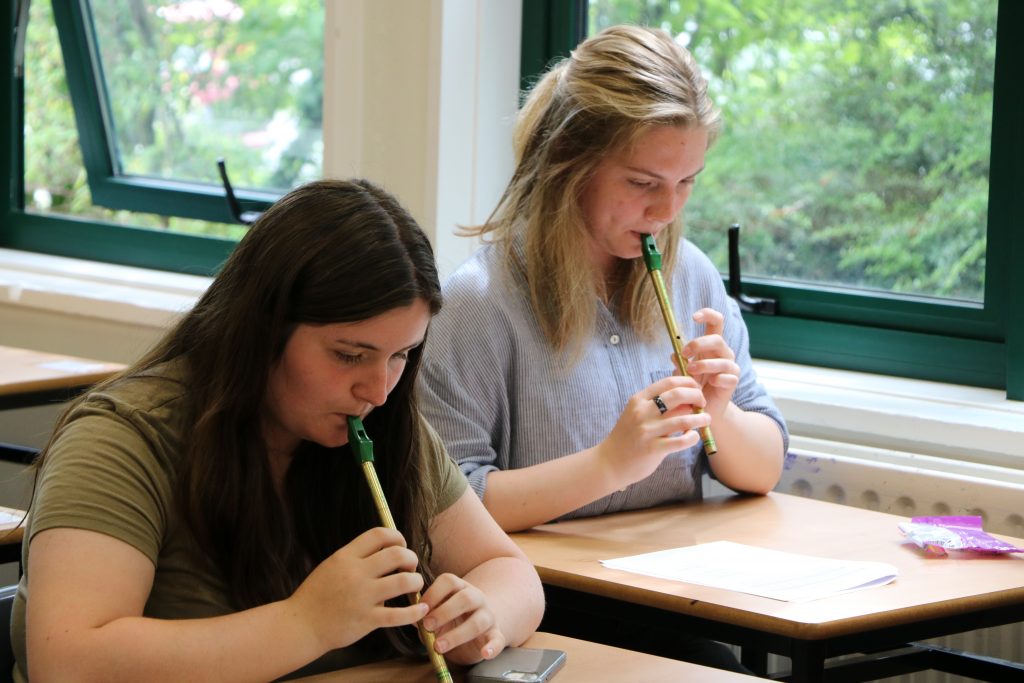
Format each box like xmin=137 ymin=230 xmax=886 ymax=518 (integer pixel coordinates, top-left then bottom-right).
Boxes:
xmin=346 ymin=416 xmax=374 ymax=463
xmin=640 ymin=233 xmax=662 ymax=272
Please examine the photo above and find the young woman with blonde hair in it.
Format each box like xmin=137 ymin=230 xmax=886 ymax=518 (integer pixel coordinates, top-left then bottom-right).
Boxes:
xmin=421 ymin=25 xmax=787 ymax=674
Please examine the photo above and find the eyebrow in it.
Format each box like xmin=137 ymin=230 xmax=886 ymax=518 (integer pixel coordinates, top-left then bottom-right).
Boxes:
xmin=625 ymin=165 xmax=706 ymax=181
xmin=334 ymin=338 xmax=425 ymax=353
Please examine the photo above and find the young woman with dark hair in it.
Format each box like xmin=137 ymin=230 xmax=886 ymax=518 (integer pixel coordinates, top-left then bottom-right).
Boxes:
xmin=16 ymin=179 xmax=543 ymax=683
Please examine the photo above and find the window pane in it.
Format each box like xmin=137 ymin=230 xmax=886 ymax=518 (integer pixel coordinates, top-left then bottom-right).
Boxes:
xmin=588 ymin=0 xmax=994 ymax=303
xmin=90 ymin=0 xmax=323 ymax=193
xmin=24 ymin=0 xmax=244 ymax=238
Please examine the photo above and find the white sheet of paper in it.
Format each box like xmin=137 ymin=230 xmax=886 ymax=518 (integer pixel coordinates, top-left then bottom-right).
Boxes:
xmin=601 ymin=540 xmax=897 ymax=602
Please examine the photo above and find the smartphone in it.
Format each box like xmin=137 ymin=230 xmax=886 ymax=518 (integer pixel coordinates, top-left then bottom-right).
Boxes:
xmin=465 ymin=647 xmax=567 ymax=682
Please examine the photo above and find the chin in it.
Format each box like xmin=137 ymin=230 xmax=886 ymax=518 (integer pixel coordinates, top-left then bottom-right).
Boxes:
xmin=314 ymin=428 xmax=350 ymax=450
xmin=617 ymin=245 xmax=644 ymax=260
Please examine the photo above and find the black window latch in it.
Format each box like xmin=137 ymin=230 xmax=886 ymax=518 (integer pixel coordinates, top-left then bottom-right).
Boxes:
xmin=217 ymin=158 xmax=263 ymax=226
xmin=728 ymin=223 xmax=777 ymax=315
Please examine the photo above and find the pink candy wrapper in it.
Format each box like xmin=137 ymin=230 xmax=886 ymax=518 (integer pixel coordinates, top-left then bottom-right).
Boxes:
xmin=898 ymin=516 xmax=1024 ymax=556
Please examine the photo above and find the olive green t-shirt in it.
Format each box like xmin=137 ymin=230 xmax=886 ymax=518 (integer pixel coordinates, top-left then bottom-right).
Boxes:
xmin=12 ymin=361 xmax=467 ymax=682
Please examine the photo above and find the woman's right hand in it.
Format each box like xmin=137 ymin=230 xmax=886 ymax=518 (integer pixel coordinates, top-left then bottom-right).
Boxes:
xmin=289 ymin=526 xmax=428 ymax=653
xmin=597 ymin=375 xmax=712 ymax=487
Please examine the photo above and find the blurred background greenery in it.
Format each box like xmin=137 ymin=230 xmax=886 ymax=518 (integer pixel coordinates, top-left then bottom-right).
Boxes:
xmin=590 ymin=0 xmax=993 ymax=301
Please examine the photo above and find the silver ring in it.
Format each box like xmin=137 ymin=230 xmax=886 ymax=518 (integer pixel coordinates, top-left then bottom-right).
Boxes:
xmin=652 ymin=395 xmax=668 ymax=415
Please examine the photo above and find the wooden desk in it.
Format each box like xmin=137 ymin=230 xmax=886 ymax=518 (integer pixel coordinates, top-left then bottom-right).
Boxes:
xmin=0 ymin=345 xmax=126 ymax=464
xmin=0 ymin=345 xmax=125 ymax=411
xmin=512 ymin=492 xmax=1024 ymax=682
xmin=0 ymin=505 xmax=25 ymax=565
xmin=292 ymin=632 xmax=757 ymax=682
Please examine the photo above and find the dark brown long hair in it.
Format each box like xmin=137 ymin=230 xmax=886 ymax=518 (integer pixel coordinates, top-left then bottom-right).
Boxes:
xmin=33 ymin=178 xmax=442 ymax=653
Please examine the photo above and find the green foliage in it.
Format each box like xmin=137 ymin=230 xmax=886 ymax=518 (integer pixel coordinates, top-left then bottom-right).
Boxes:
xmin=589 ymin=0 xmax=994 ymax=300
xmin=90 ymin=0 xmax=322 ymax=189
xmin=23 ymin=0 xmax=321 ymax=237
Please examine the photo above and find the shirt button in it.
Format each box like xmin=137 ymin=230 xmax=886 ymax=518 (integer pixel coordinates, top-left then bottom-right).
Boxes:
xmin=609 ymin=334 xmax=621 ymax=345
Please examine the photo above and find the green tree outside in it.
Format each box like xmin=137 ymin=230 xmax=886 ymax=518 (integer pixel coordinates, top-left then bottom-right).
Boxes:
xmin=24 ymin=0 xmax=322 ymax=239
xmin=589 ymin=0 xmax=994 ymax=301
xmin=24 ymin=0 xmax=994 ymax=302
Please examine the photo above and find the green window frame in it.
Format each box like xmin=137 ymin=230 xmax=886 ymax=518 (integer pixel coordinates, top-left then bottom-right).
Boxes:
xmin=1 ymin=0 xmax=268 ymax=274
xmin=524 ymin=0 xmax=1023 ymax=399
xmin=2 ymin=1 xmax=1022 ymax=398
xmin=49 ymin=1 xmax=280 ymax=224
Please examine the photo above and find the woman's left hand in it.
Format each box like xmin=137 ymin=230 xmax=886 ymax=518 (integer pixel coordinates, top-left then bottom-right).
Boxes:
xmin=420 ymin=573 xmax=506 ymax=665
xmin=680 ymin=307 xmax=740 ymax=416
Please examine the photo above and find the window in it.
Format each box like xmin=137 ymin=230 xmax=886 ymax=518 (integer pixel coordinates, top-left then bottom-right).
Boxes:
xmin=86 ymin=1 xmax=322 ymax=199
xmin=3 ymin=0 xmax=323 ymax=272
xmin=2 ymin=1 xmax=1021 ymax=398
xmin=527 ymin=0 xmax=1023 ymax=398
xmin=591 ymin=1 xmax=992 ymax=303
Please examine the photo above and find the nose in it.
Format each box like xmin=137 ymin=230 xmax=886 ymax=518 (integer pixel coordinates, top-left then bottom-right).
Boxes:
xmin=352 ymin=361 xmax=390 ymax=408
xmin=646 ymin=188 xmax=685 ymax=224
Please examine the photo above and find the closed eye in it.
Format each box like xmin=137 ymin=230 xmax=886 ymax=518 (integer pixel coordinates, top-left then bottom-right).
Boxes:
xmin=683 ymin=166 xmax=705 ymax=186
xmin=334 ymin=350 xmax=362 ymax=365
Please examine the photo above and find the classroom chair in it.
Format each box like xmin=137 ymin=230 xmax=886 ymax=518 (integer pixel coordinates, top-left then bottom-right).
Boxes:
xmin=0 ymin=583 xmax=16 ymax=683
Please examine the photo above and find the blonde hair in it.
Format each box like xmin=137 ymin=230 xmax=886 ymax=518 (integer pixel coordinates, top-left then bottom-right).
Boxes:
xmin=471 ymin=25 xmax=721 ymax=357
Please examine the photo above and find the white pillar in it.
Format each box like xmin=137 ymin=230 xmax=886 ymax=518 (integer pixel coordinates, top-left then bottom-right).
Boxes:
xmin=323 ymin=0 xmax=521 ymax=280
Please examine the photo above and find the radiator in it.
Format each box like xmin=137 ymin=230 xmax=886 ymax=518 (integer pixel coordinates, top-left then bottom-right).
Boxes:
xmin=707 ymin=438 xmax=1024 ymax=682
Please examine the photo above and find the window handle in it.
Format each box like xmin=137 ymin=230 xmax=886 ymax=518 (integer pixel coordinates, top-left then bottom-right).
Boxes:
xmin=728 ymin=223 xmax=777 ymax=315
xmin=216 ymin=158 xmax=262 ymax=225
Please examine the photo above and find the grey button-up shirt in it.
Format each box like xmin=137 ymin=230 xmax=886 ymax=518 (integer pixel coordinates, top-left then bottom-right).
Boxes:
xmin=420 ymin=240 xmax=788 ymax=521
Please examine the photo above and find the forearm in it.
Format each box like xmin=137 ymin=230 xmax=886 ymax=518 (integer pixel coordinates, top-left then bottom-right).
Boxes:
xmin=31 ymin=599 xmax=321 ymax=683
xmin=706 ymin=402 xmax=785 ymax=494
xmin=462 ymin=556 xmax=544 ymax=648
xmin=480 ymin=449 xmax=621 ymax=532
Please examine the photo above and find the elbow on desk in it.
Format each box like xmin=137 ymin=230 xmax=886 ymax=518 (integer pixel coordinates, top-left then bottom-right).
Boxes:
xmin=510 ymin=562 xmax=546 ymax=650
xmin=743 ymin=481 xmax=777 ymax=496
xmin=711 ymin=465 xmax=783 ymax=497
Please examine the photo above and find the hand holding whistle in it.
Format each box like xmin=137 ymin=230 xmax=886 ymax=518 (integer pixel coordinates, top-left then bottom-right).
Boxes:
xmin=347 ymin=416 xmax=455 ymax=683
xmin=640 ymin=234 xmax=718 ymax=456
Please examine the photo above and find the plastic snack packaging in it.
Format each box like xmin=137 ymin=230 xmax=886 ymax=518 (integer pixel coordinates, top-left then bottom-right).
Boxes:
xmin=898 ymin=515 xmax=1024 ymax=556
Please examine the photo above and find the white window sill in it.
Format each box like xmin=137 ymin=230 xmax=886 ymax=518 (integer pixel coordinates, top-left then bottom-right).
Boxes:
xmin=755 ymin=359 xmax=1024 ymax=475
xmin=3 ymin=249 xmax=1021 ymax=469
xmin=0 ymin=248 xmax=210 ymax=328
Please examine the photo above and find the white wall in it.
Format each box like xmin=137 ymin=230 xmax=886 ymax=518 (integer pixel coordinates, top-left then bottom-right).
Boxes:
xmin=324 ymin=0 xmax=520 ymax=279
